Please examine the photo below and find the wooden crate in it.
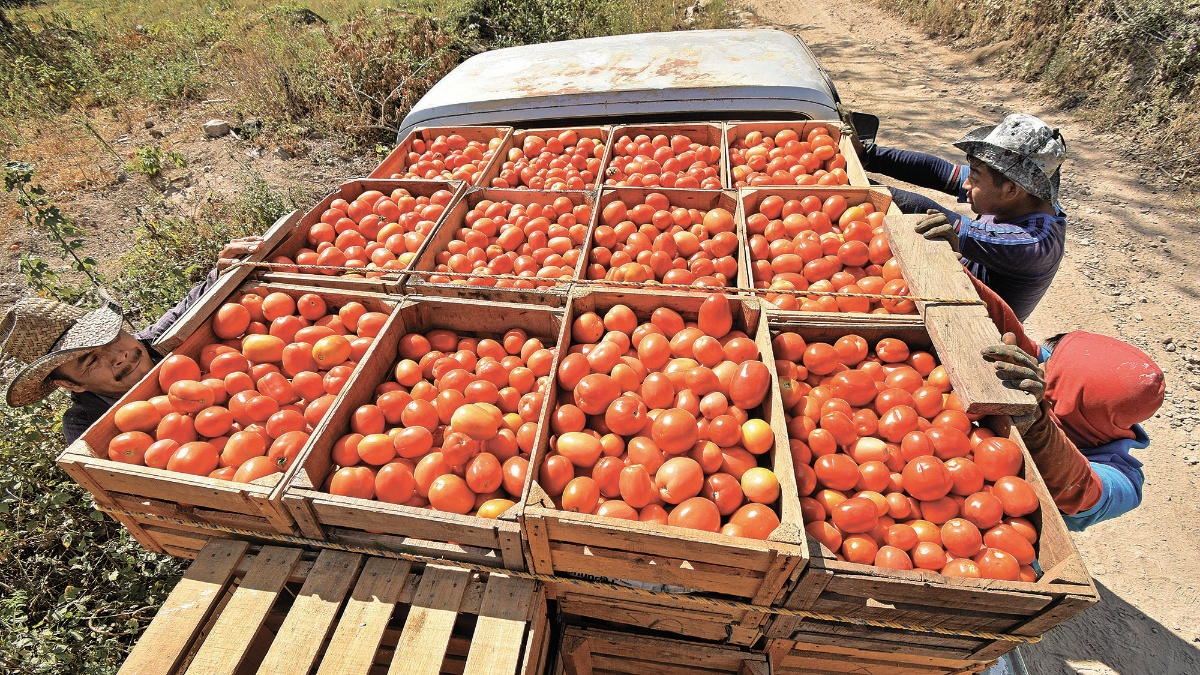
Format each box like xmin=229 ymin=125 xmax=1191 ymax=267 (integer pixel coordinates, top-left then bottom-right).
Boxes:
xmin=57 ymin=283 xmax=402 ymax=552
xmin=371 ymin=126 xmax=513 ymax=185
xmin=605 ymin=123 xmax=732 ymax=189
xmin=581 ymin=186 xmax=744 ymax=295
xmin=402 ymin=187 xmax=598 ymax=307
xmin=521 ymin=288 xmax=808 ymax=645
xmin=765 ymin=639 xmax=991 ymax=675
xmin=118 ymin=539 xmax=550 ymax=675
xmin=736 ymin=186 xmax=923 ymax=323
xmin=883 ymin=213 xmax=1037 ymax=417
xmin=552 ymin=626 xmax=769 ymax=675
xmin=279 ymin=296 xmax=566 ymax=571
xmin=257 ymin=178 xmax=466 ymax=293
xmin=490 ymin=126 xmax=614 ymax=191
xmin=763 ymin=317 xmax=1098 ymax=665
xmin=724 ymin=120 xmax=869 ymax=187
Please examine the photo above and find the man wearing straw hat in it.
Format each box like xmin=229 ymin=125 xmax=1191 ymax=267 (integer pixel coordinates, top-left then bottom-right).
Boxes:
xmin=860 ymin=113 xmax=1068 ymax=322
xmin=0 ymin=238 xmax=260 ymax=444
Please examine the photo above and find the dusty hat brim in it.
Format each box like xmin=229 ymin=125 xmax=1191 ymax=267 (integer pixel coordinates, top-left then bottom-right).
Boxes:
xmin=953 ymin=126 xmax=1061 ymax=210
xmin=4 ymin=299 xmax=124 ymax=407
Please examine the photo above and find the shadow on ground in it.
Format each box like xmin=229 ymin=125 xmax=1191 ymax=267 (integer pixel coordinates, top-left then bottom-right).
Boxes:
xmin=1020 ymin=580 xmax=1200 ymax=675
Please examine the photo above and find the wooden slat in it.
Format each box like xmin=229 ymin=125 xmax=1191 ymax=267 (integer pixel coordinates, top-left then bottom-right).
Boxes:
xmin=883 ymin=214 xmax=1037 ymax=415
xmin=256 ymin=550 xmax=364 ymax=675
xmin=183 ymin=546 xmax=302 ymax=675
xmin=119 ymin=540 xmax=249 ymax=675
xmin=316 ymin=557 xmax=412 ymax=675
xmin=152 ymin=209 xmax=300 ymax=354
xmin=387 ymin=565 xmax=471 ymax=675
xmin=462 ymin=575 xmax=535 ymax=675
xmin=559 ymin=635 xmax=593 ymax=675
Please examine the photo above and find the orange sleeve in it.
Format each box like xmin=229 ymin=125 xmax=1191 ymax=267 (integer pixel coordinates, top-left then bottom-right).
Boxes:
xmin=966 ymin=267 xmax=1040 ymax=357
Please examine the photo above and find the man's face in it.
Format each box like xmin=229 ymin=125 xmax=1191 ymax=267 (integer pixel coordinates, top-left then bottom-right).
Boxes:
xmin=52 ymin=330 xmax=152 ymax=399
xmin=962 ymin=158 xmax=1015 ymax=216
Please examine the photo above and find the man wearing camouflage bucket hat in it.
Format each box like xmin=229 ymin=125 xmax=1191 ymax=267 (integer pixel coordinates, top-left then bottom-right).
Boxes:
xmin=0 ymin=237 xmax=261 ymax=444
xmin=859 ymin=113 xmax=1068 ymax=321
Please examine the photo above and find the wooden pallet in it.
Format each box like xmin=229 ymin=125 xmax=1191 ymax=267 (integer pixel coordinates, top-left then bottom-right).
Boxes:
xmin=401 ymin=187 xmax=597 ymax=307
xmin=57 ymin=283 xmax=402 ymax=551
xmin=763 ymin=318 xmax=1098 ymax=665
xmin=883 ymin=213 xmax=1037 ymax=416
xmin=257 ymin=178 xmax=467 ymax=293
xmin=605 ymin=123 xmax=732 ymax=189
xmin=491 ymin=125 xmax=614 ymax=192
xmin=118 ymin=539 xmax=549 ymax=675
xmin=584 ymin=186 xmax=744 ymax=295
xmin=371 ymin=126 xmax=514 ymax=185
xmin=723 ymin=120 xmax=870 ymax=187
xmin=552 ymin=626 xmax=769 ymax=675
xmin=280 ymin=296 xmax=566 ymax=571
xmin=521 ymin=288 xmax=808 ymax=645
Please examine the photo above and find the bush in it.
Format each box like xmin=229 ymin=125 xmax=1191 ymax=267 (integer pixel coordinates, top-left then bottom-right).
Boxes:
xmin=875 ymin=0 xmax=1200 ymax=185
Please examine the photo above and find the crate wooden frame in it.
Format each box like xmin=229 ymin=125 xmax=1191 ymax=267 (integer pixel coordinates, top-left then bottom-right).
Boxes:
xmin=553 ymin=625 xmax=769 ymax=675
xmin=258 ymin=178 xmax=467 ymax=293
xmin=603 ymin=123 xmax=732 ymax=190
xmin=521 ymin=288 xmax=808 ymax=645
xmin=280 ymin=296 xmax=566 ymax=571
xmin=371 ymin=126 xmax=514 ymax=185
xmin=402 ymin=187 xmax=598 ymax=307
xmin=723 ymin=120 xmax=870 ymax=187
xmin=765 ymin=638 xmax=991 ymax=675
xmin=57 ymin=283 xmax=402 ymax=552
xmin=736 ymin=186 xmax=924 ymax=326
xmin=118 ymin=539 xmax=550 ymax=675
xmin=580 ymin=187 xmax=745 ymax=296
xmin=763 ymin=316 xmax=1098 ymax=666
xmin=491 ymin=125 xmax=614 ymax=192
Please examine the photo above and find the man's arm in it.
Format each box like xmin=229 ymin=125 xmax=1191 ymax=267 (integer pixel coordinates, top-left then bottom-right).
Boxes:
xmin=137 ymin=237 xmax=262 ymax=343
xmin=863 ymin=145 xmax=968 ymax=198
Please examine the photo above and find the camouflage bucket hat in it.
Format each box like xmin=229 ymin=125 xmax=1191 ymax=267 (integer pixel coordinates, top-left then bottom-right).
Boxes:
xmin=0 ymin=295 xmax=124 ymax=407
xmin=953 ymin=113 xmax=1067 ymax=210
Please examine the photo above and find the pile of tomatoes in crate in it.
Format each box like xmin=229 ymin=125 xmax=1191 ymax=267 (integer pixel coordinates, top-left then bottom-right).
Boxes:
xmin=324 ymin=327 xmax=556 ymax=518
xmin=538 ymin=294 xmax=783 ymax=539
xmin=427 ymin=196 xmax=593 ymax=288
xmin=107 ymin=291 xmax=386 ymax=483
xmin=730 ymin=126 xmax=851 ymax=187
xmin=386 ymin=133 xmax=503 ymax=183
xmin=604 ymin=133 xmax=722 ymax=189
xmin=491 ymin=131 xmax=605 ymax=190
xmin=776 ymin=332 xmax=1041 ymax=580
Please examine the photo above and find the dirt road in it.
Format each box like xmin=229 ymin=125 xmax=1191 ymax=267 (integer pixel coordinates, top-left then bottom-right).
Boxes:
xmin=743 ymin=0 xmax=1200 ymax=671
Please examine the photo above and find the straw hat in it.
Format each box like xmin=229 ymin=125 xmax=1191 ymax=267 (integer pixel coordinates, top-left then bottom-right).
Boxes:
xmin=0 ymin=296 xmax=125 ymax=406
xmin=953 ymin=113 xmax=1067 ymax=210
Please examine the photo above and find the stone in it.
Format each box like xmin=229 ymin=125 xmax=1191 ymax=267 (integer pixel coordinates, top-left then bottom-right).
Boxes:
xmin=203 ymin=119 xmax=231 ymax=137
xmin=148 ymin=129 xmax=164 ymax=139
xmin=272 ymin=147 xmax=292 ymax=160
xmin=144 ymin=120 xmax=154 ymax=129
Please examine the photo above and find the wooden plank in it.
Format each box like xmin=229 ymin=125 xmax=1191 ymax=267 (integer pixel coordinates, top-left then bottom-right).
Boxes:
xmin=119 ymin=540 xmax=249 ymax=675
xmin=387 ymin=565 xmax=472 ymax=675
xmin=152 ymin=209 xmax=300 ymax=354
xmin=559 ymin=635 xmax=593 ymax=675
xmin=184 ymin=546 xmax=302 ymax=675
xmin=462 ymin=575 xmax=536 ymax=675
xmin=883 ymin=213 xmax=1036 ymax=415
xmin=521 ymin=584 xmax=551 ymax=675
xmin=316 ymin=558 xmax=412 ymax=675
xmin=255 ymin=550 xmax=364 ymax=675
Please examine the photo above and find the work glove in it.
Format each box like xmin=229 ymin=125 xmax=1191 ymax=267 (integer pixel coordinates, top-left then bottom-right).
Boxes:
xmin=982 ymin=332 xmax=1046 ymax=422
xmin=914 ymin=209 xmax=959 ymax=252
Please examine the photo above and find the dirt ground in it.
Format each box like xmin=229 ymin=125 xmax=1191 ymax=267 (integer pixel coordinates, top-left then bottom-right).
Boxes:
xmin=744 ymin=0 xmax=1200 ymax=672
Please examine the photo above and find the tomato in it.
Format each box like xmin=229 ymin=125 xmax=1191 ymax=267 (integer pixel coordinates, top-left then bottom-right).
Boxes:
xmin=729 ymin=503 xmax=780 ymax=540
xmin=875 ymin=338 xmax=910 ymax=364
xmin=975 ymin=548 xmax=1020 ymax=581
xmin=984 ymin=524 xmax=1037 ymax=565
xmin=961 ymin=491 xmax=1005 ymax=529
xmin=656 ymin=457 xmax=705 ymax=504
xmin=940 ymin=518 xmax=983 ymax=558
xmin=574 ymin=374 xmax=621 ymax=415
xmin=428 ymin=474 xmax=475 ymax=515
xmin=651 ymin=408 xmax=699 ymax=454
xmin=992 ymin=476 xmax=1040 ymax=517
xmin=927 ymin=426 xmax=972 ymax=460
xmin=911 ymin=541 xmax=947 ymax=571
xmin=941 ymin=558 xmax=982 ymax=578
xmin=562 ymin=476 xmax=601 ymax=514
xmin=831 ymin=497 xmax=879 ymax=533
xmin=813 ymin=453 xmax=859 ymax=491
xmin=901 ymin=456 xmax=953 ymax=501
xmin=973 ymin=437 xmax=1024 ymax=481
xmin=729 ymin=361 xmax=771 ymax=409
xmin=842 ymin=535 xmax=879 ymax=565
xmin=945 ymin=456 xmax=985 ymax=496
xmin=874 ymin=545 xmax=914 ymax=570
xmin=619 ymin=464 xmax=656 ymax=508
xmin=667 ymin=497 xmax=721 ymax=532
xmin=877 ymin=405 xmax=918 ymax=443
xmin=806 ymin=521 xmax=843 ymax=553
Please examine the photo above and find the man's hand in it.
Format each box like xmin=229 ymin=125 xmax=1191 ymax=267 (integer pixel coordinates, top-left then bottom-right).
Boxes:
xmin=982 ymin=332 xmax=1046 ymax=415
xmin=914 ymin=209 xmax=960 ymax=252
xmin=216 ymin=236 xmax=263 ymax=272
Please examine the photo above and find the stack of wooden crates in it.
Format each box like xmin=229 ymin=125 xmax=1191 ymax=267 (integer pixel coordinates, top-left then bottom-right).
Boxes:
xmin=58 ymin=121 xmax=1098 ymax=675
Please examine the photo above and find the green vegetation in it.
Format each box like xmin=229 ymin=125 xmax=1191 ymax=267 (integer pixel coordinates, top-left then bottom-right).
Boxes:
xmin=876 ymin=0 xmax=1200 ymax=185
xmin=0 ymin=1 xmax=733 ymax=672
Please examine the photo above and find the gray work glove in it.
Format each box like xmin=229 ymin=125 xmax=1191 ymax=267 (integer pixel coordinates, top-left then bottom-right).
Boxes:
xmin=981 ymin=332 xmax=1046 ymax=423
xmin=914 ymin=209 xmax=960 ymax=252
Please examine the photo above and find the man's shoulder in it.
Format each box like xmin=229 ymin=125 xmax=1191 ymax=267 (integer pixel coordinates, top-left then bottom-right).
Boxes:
xmin=63 ymin=391 xmax=112 ymax=444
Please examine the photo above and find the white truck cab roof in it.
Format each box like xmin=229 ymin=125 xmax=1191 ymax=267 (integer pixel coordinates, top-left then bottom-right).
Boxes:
xmin=398 ymin=29 xmax=842 ymax=140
